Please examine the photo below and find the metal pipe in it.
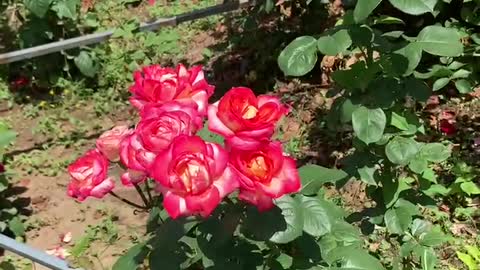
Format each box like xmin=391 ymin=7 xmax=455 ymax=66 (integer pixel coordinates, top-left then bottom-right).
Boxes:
xmin=0 ymin=0 xmax=254 ymax=64
xmin=0 ymin=234 xmax=75 ymax=270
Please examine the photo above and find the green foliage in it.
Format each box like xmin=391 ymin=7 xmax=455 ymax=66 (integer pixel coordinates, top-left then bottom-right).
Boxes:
xmin=275 ymin=0 xmax=480 ymax=268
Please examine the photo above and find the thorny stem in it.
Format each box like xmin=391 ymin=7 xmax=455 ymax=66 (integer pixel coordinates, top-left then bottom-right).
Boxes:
xmin=109 ymin=191 xmax=147 ymax=210
xmin=133 ymin=183 xmax=151 ymax=208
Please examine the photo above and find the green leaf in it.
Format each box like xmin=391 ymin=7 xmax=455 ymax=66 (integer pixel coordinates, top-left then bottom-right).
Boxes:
xmin=276 ymin=253 xmax=293 ymax=269
xmin=417 ymin=26 xmax=463 ymax=57
xmin=419 ymin=143 xmax=451 ymax=162
xmin=457 ymin=252 xmax=477 ymax=270
xmin=197 ymin=122 xmax=224 ymax=145
xmin=408 ymin=156 xmax=428 ymax=174
xmin=461 ymin=5 xmax=480 ymax=26
xmin=465 ymin=245 xmax=480 ymax=262
xmin=334 ymin=248 xmax=386 ymax=270
xmin=74 ymin=51 xmax=97 ymax=78
xmin=384 ymin=207 xmax=412 ymax=235
xmin=385 ymin=136 xmax=419 ymax=165
xmin=455 ymin=79 xmax=473 ymax=94
xmin=358 ymin=166 xmax=377 ymax=186
xmin=0 ymin=129 xmax=17 ymax=149
xmin=420 ymin=247 xmax=437 ymax=270
xmin=278 ymin=36 xmax=318 ymax=76
xmin=270 ymin=196 xmax=303 ymax=244
xmin=388 ymin=0 xmax=438 ymax=15
xmin=299 ymin=196 xmax=336 ymax=237
xmin=113 ymin=243 xmax=149 ymax=270
xmin=460 ymin=182 xmax=480 ymax=195
xmin=352 ymin=107 xmax=386 ymax=144
xmin=8 ymin=217 xmax=24 ymax=237
xmin=423 ymin=184 xmax=450 ymax=197
xmin=391 ymin=112 xmax=410 ymax=131
xmin=419 ymin=228 xmax=446 ymax=247
xmin=383 ymin=177 xmax=411 ymax=208
xmin=404 ymin=77 xmax=431 ymax=102
xmin=24 ymin=0 xmax=53 ymax=17
xmin=51 ymin=0 xmax=78 ymax=19
xmin=299 ymin=164 xmax=348 ymax=195
xmin=432 ymin=77 xmax=450 ymax=91
xmin=411 ymin=219 xmax=432 ymax=237
xmin=317 ymin=29 xmax=352 ymax=56
xmin=353 ymin=0 xmax=383 ymax=22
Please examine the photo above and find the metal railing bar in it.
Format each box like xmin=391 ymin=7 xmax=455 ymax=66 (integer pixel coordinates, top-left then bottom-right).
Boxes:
xmin=0 ymin=0 xmax=256 ymax=65
xmin=0 ymin=234 xmax=76 ymax=270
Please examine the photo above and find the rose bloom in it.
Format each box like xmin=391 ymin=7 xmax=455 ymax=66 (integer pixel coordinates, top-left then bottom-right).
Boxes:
xmin=129 ymin=64 xmax=214 ymax=115
xmin=229 ymin=141 xmax=300 ymax=211
xmin=96 ymin=125 xmax=133 ymax=161
xmin=208 ymin=87 xmax=288 ymax=150
xmin=151 ymin=135 xmax=239 ymax=219
xmin=140 ymin=101 xmax=203 ymax=132
xmin=119 ymin=133 xmax=156 ymax=186
xmin=67 ymin=149 xmax=114 ymax=201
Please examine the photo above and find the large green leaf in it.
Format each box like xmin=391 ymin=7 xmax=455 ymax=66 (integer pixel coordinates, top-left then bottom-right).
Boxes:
xmin=298 ymin=196 xmax=337 ymax=237
xmin=299 ymin=164 xmax=348 ymax=195
xmin=8 ymin=217 xmax=24 ymax=237
xmin=385 ymin=136 xmax=419 ymax=165
xmin=328 ymin=247 xmax=385 ymax=270
xmin=278 ymin=36 xmax=318 ymax=76
xmin=419 ymin=247 xmax=437 ymax=270
xmin=394 ymin=42 xmax=422 ymax=76
xmin=0 ymin=129 xmax=16 ymax=149
xmin=417 ymin=26 xmax=463 ymax=57
xmin=352 ymin=107 xmax=386 ymax=144
xmin=317 ymin=29 xmax=352 ymax=56
xmin=357 ymin=166 xmax=377 ymax=186
xmin=419 ymin=143 xmax=451 ymax=162
xmin=388 ymin=0 xmax=438 ymax=15
xmin=24 ymin=0 xmax=53 ymax=18
xmin=419 ymin=228 xmax=446 ymax=247
xmin=353 ymin=0 xmax=383 ymax=22
xmin=270 ymin=196 xmax=303 ymax=244
xmin=74 ymin=51 xmax=98 ymax=78
xmin=384 ymin=206 xmax=412 ymax=235
xmin=460 ymin=182 xmax=480 ymax=195
xmin=411 ymin=219 xmax=431 ymax=237
xmin=51 ymin=0 xmax=78 ymax=19
xmin=112 ymin=243 xmax=149 ymax=270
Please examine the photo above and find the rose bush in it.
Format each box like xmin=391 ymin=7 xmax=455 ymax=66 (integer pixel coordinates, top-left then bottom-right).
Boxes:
xmin=67 ymin=64 xmax=356 ymax=270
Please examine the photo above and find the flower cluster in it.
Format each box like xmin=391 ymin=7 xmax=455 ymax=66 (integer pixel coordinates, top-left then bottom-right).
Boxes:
xmin=67 ymin=64 xmax=301 ymax=219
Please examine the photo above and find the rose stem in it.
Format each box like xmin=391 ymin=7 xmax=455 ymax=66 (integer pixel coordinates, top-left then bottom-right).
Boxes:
xmin=145 ymin=180 xmax=154 ymax=205
xmin=109 ymin=191 xmax=147 ymax=210
xmin=133 ymin=183 xmax=150 ymax=208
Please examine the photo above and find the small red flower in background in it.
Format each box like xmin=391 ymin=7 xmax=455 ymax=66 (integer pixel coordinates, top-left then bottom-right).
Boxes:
xmin=148 ymin=0 xmax=156 ymax=5
xmin=0 ymin=163 xmax=5 ymax=174
xmin=10 ymin=76 xmax=29 ymax=90
xmin=208 ymin=87 xmax=289 ymax=150
xmin=151 ymin=135 xmax=239 ymax=218
xmin=438 ymin=110 xmax=456 ymax=136
xmin=229 ymin=141 xmax=301 ymax=211
xmin=67 ymin=149 xmax=114 ymax=201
